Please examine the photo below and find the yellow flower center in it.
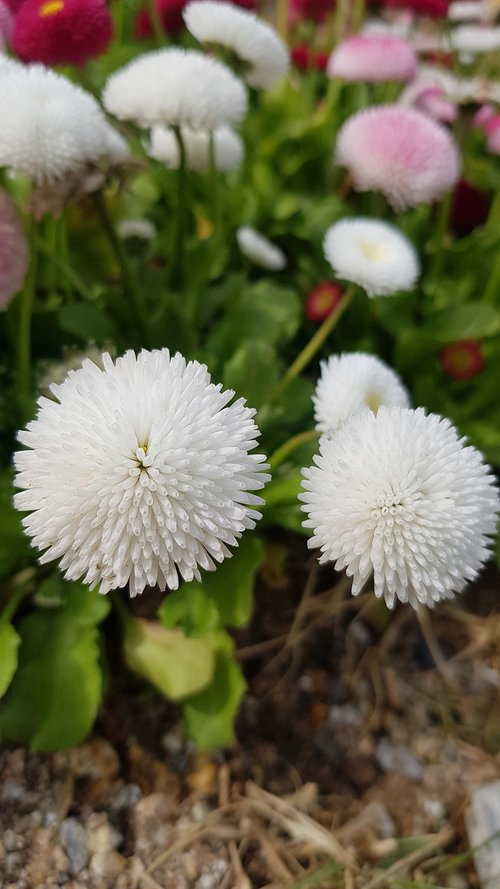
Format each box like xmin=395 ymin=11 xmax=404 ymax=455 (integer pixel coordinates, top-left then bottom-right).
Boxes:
xmin=365 ymin=391 xmax=382 ymax=413
xmin=39 ymin=0 xmax=64 ymax=17
xmin=359 ymin=240 xmax=388 ymax=263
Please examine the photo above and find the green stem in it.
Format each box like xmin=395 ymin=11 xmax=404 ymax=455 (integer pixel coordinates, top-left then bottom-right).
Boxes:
xmin=483 ymin=249 xmax=500 ymax=304
xmin=351 ymin=0 xmax=365 ymax=31
xmin=36 ymin=236 xmax=93 ymax=301
xmin=485 ymin=188 xmax=500 ymax=234
xmin=429 ymin=190 xmax=453 ymax=282
xmin=332 ymin=0 xmax=348 ymax=46
xmin=17 ymin=218 xmax=39 ymax=399
xmin=148 ymin=0 xmax=164 ymax=46
xmin=276 ymin=0 xmax=288 ymax=44
xmin=171 ymin=125 xmax=187 ymax=290
xmin=92 ymin=191 xmax=148 ymax=343
xmin=272 ymin=284 xmax=356 ymax=399
xmin=269 ymin=429 xmax=320 ymax=471
xmin=208 ymin=132 xmax=222 ymax=243
xmin=45 ymin=214 xmax=58 ymax=298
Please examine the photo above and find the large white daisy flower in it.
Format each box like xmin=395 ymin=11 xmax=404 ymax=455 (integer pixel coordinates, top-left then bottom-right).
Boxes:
xmin=323 ymin=218 xmax=419 ymax=297
xmin=300 ymin=407 xmax=499 ymax=609
xmin=236 ymin=225 xmax=286 ymax=270
xmin=103 ymin=48 xmax=248 ymax=130
xmin=0 ymin=64 xmax=123 ymax=184
xmin=14 ymin=349 xmax=270 ymax=597
xmin=183 ymin=1 xmax=289 ymax=90
xmin=314 ymin=353 xmax=410 ymax=433
xmin=149 ymin=125 xmax=243 ymax=173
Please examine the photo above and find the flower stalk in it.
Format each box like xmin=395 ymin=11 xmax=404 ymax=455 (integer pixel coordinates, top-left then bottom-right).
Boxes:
xmin=16 ymin=217 xmax=39 ymax=401
xmin=171 ymin=125 xmax=188 ymax=290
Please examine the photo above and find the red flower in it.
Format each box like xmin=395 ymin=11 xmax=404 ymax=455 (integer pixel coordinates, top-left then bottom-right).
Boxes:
xmin=305 ymin=282 xmax=342 ymax=322
xmin=291 ymin=45 xmax=329 ymax=71
xmin=383 ymin=0 xmax=449 ymax=17
xmin=289 ymin=0 xmax=334 ymax=22
xmin=450 ymin=179 xmax=489 ymax=237
xmin=3 ymin=0 xmax=24 ymax=11
xmin=11 ymin=0 xmax=113 ymax=66
xmin=440 ymin=340 xmax=484 ymax=380
xmin=134 ymin=0 xmax=256 ymax=39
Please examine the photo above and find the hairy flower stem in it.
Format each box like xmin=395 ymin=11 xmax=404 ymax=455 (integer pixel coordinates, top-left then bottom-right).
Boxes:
xmin=16 ymin=218 xmax=38 ymax=401
xmin=93 ymin=192 xmax=148 ymax=345
xmin=429 ymin=190 xmax=452 ymax=282
xmin=269 ymin=429 xmax=320 ymax=471
xmin=171 ymin=126 xmax=187 ymax=291
xmin=272 ymin=284 xmax=356 ymax=399
xmin=148 ymin=0 xmax=165 ymax=46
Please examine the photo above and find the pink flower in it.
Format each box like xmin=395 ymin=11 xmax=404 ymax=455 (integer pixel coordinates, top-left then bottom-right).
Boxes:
xmin=0 ymin=189 xmax=29 ymax=310
xmin=485 ymin=115 xmax=500 ymax=154
xmin=336 ymin=105 xmax=461 ymax=210
xmin=305 ymin=282 xmax=342 ymax=321
xmin=473 ymin=104 xmax=495 ymax=129
xmin=327 ymin=35 xmax=418 ymax=83
xmin=0 ymin=1 xmax=13 ymax=44
xmin=400 ymin=81 xmax=457 ymax=123
xmin=11 ymin=0 xmax=113 ymax=67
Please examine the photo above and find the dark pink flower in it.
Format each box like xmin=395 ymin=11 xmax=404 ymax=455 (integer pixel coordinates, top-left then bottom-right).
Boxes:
xmin=11 ymin=0 xmax=113 ymax=67
xmin=440 ymin=340 xmax=484 ymax=380
xmin=291 ymin=45 xmax=329 ymax=71
xmin=305 ymin=282 xmax=343 ymax=321
xmin=450 ymin=179 xmax=489 ymax=236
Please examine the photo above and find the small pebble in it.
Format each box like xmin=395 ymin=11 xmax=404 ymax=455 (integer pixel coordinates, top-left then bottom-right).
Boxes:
xmin=60 ymin=818 xmax=88 ymax=876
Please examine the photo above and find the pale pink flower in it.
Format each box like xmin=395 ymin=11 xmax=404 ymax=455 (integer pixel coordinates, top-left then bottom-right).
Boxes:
xmin=336 ymin=105 xmax=461 ymax=210
xmin=0 ymin=1 xmax=13 ymax=45
xmin=400 ymin=80 xmax=457 ymax=123
xmin=473 ymin=103 xmax=495 ymax=128
xmin=485 ymin=116 xmax=500 ymax=154
xmin=327 ymin=35 xmax=417 ymax=83
xmin=0 ymin=188 xmax=28 ymax=309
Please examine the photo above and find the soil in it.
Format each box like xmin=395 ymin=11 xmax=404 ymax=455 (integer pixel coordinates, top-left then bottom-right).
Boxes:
xmin=1 ymin=543 xmax=500 ymax=889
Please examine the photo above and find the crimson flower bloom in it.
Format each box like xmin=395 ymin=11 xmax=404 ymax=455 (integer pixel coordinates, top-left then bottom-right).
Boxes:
xmin=450 ymin=179 xmax=489 ymax=236
xmin=305 ymin=282 xmax=342 ymax=321
xmin=291 ymin=45 xmax=329 ymax=72
xmin=440 ymin=340 xmax=484 ymax=380
xmin=11 ymin=0 xmax=113 ymax=66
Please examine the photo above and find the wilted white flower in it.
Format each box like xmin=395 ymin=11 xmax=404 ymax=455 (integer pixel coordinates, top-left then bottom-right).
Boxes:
xmin=313 ymin=353 xmax=410 ymax=433
xmin=0 ymin=64 xmax=123 ymax=184
xmin=450 ymin=24 xmax=500 ymax=54
xmin=15 ymin=349 xmax=270 ymax=597
xmin=103 ymin=48 xmax=248 ymax=130
xmin=237 ymin=225 xmax=286 ymax=270
xmin=149 ymin=125 xmax=243 ymax=173
xmin=118 ymin=218 xmax=157 ymax=241
xmin=300 ymin=407 xmax=499 ymax=609
xmin=0 ymin=188 xmax=29 ymax=310
xmin=183 ymin=1 xmax=289 ymax=90
xmin=323 ymin=218 xmax=419 ymax=297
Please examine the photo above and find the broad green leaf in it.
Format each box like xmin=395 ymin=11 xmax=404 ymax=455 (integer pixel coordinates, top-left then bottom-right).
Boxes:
xmin=183 ymin=631 xmax=246 ymax=750
xmin=122 ymin=616 xmax=215 ymax=701
xmin=58 ymin=303 xmax=119 ymax=345
xmin=0 ymin=622 xmax=21 ymax=698
xmin=424 ymin=304 xmax=500 ymax=342
xmin=159 ymin=586 xmax=220 ymax=638
xmin=63 ymin=582 xmax=111 ymax=626
xmin=197 ymin=535 xmax=264 ymax=628
xmin=223 ymin=340 xmax=280 ymax=408
xmin=0 ymin=610 xmax=103 ymax=750
xmin=0 ymin=471 xmax=31 ymax=577
xmin=207 ymin=281 xmax=301 ymax=358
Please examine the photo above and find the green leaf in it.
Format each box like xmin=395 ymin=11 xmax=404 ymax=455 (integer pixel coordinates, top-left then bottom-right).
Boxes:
xmin=424 ymin=303 xmax=500 ymax=343
xmin=0 ymin=610 xmax=103 ymax=750
xmin=62 ymin=582 xmax=111 ymax=626
xmin=159 ymin=586 xmax=220 ymax=638
xmin=183 ymin=630 xmax=246 ymax=749
xmin=190 ymin=535 xmax=264 ymax=628
xmin=0 ymin=622 xmax=21 ymax=698
xmin=223 ymin=340 xmax=280 ymax=408
xmin=58 ymin=303 xmax=118 ymax=345
xmin=0 ymin=471 xmax=31 ymax=577
xmin=122 ymin=616 xmax=215 ymax=701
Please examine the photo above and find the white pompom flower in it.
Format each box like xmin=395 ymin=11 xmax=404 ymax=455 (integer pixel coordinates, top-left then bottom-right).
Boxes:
xmin=300 ymin=407 xmax=499 ymax=609
xmin=183 ymin=1 xmax=289 ymax=90
xmin=14 ymin=349 xmax=270 ymax=597
xmin=314 ymin=353 xmax=410 ymax=433
xmin=237 ymin=225 xmax=286 ymax=270
xmin=149 ymin=125 xmax=243 ymax=173
xmin=103 ymin=48 xmax=248 ymax=130
xmin=323 ymin=218 xmax=419 ymax=297
xmin=0 ymin=64 xmax=124 ymax=185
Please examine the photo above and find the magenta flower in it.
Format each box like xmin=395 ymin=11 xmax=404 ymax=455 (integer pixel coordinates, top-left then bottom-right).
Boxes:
xmin=336 ymin=105 xmax=461 ymax=210
xmin=400 ymin=81 xmax=457 ymax=123
xmin=0 ymin=189 xmax=29 ymax=310
xmin=11 ymin=0 xmax=113 ymax=67
xmin=327 ymin=35 xmax=417 ymax=83
xmin=485 ymin=116 xmax=500 ymax=155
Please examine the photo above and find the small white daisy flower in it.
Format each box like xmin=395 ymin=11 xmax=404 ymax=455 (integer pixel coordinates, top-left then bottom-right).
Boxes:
xmin=118 ymin=218 xmax=157 ymax=241
xmin=14 ymin=349 xmax=270 ymax=597
xmin=300 ymin=406 xmax=499 ymax=609
xmin=148 ymin=125 xmax=243 ymax=173
xmin=0 ymin=64 xmax=123 ymax=184
xmin=183 ymin=1 xmax=289 ymax=90
xmin=323 ymin=218 xmax=419 ymax=297
xmin=236 ymin=225 xmax=286 ymax=270
xmin=450 ymin=24 xmax=500 ymax=54
xmin=314 ymin=353 xmax=410 ymax=433
xmin=103 ymin=48 xmax=248 ymax=131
